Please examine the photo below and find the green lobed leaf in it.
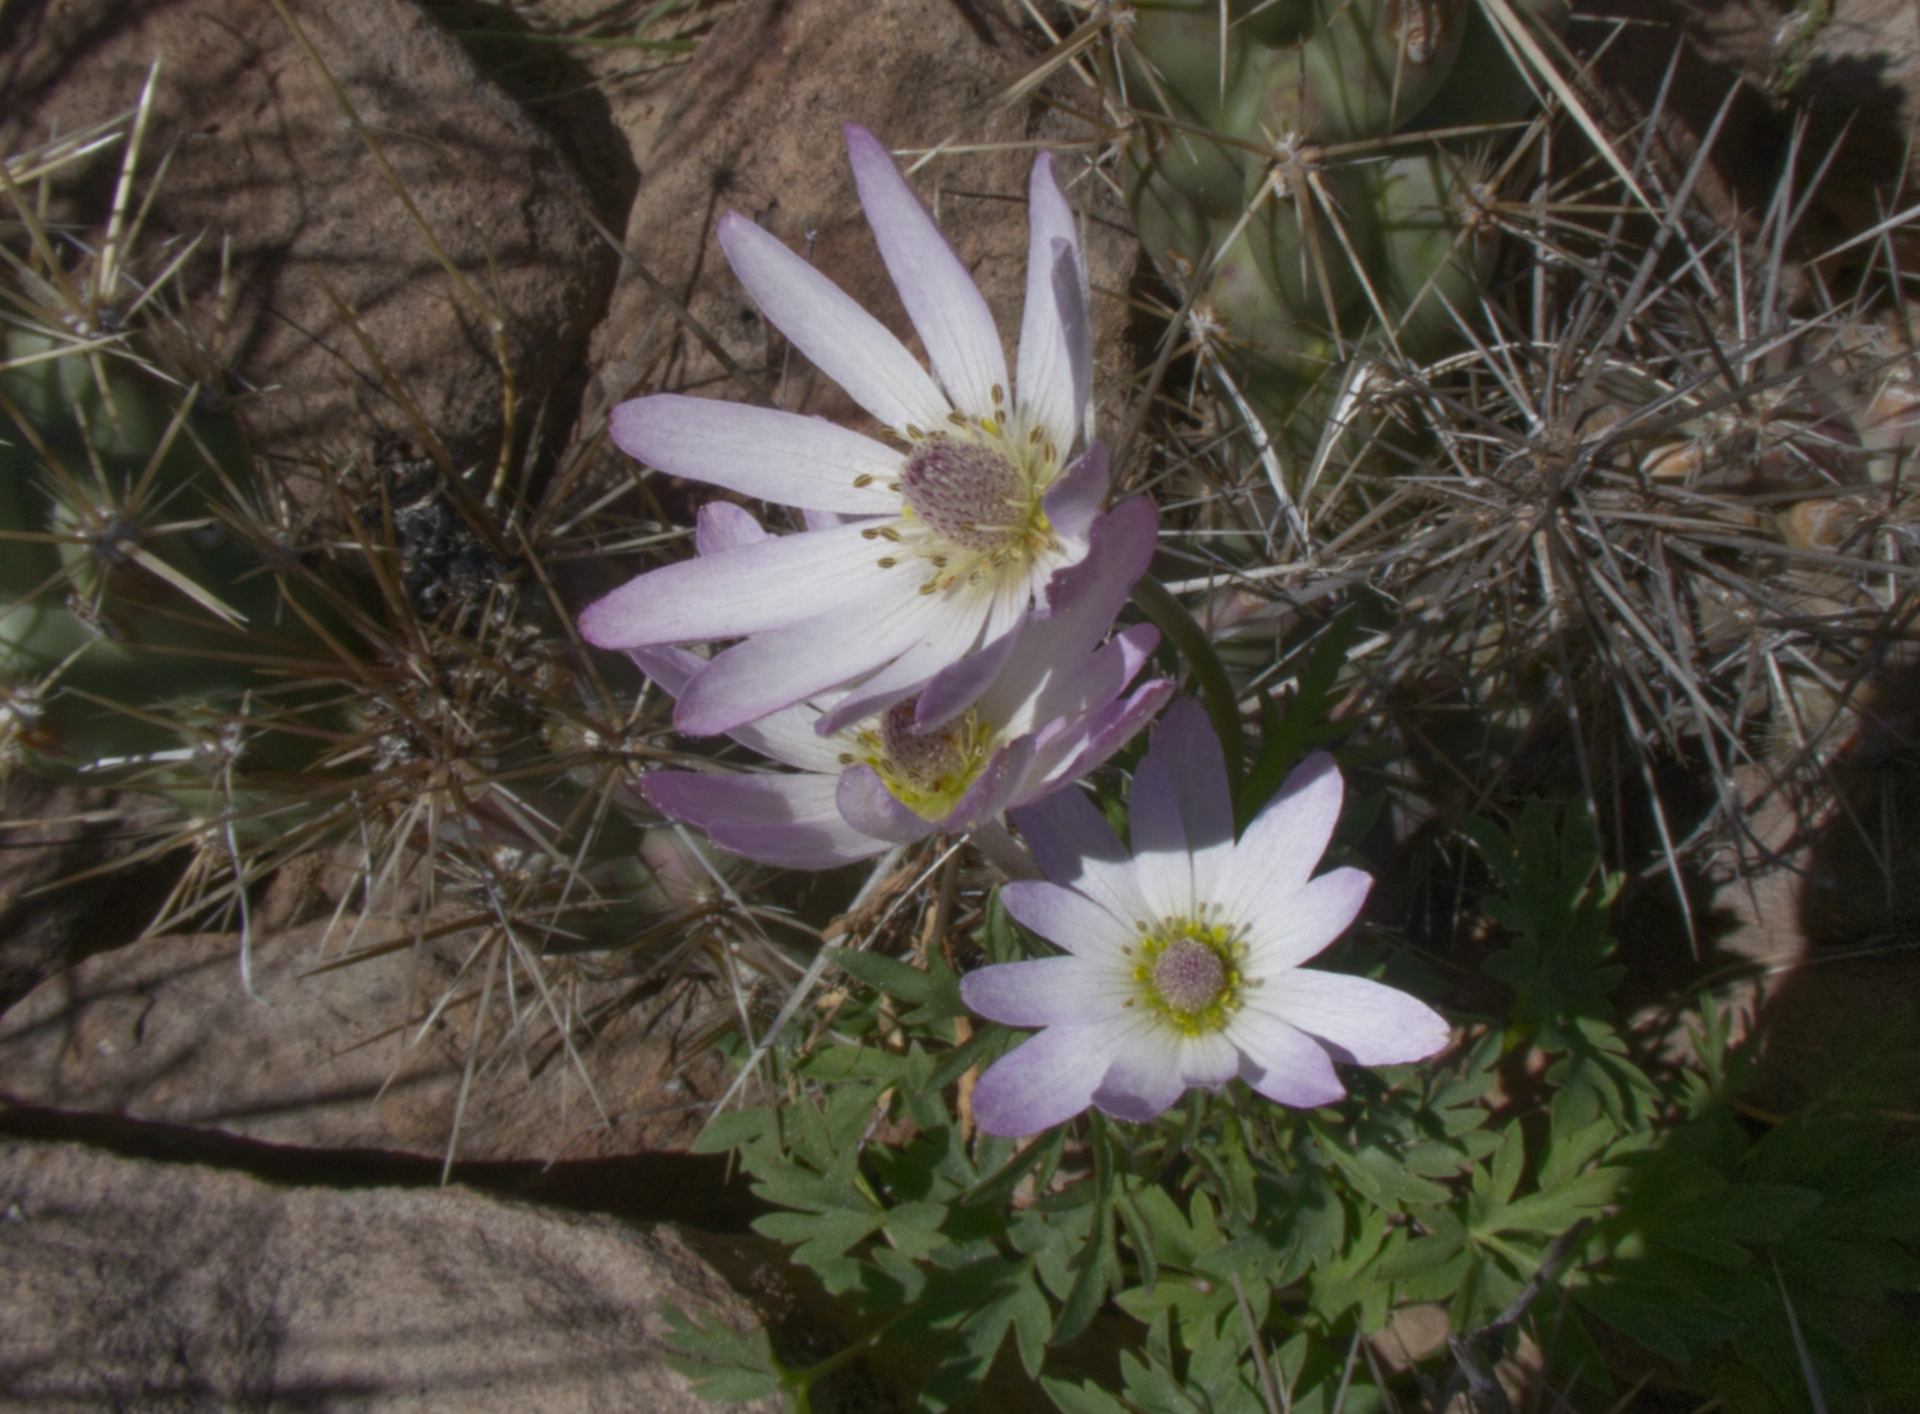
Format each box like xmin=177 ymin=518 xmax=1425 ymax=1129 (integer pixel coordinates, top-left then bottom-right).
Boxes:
xmin=658 ymin=1303 xmax=784 ymax=1404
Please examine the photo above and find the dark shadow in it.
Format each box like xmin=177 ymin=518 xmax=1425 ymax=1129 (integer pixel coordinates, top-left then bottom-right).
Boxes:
xmin=419 ymin=0 xmax=641 ymax=232
xmin=0 ymin=778 xmax=187 ymax=1013
xmin=0 ymin=1100 xmax=763 ymax=1232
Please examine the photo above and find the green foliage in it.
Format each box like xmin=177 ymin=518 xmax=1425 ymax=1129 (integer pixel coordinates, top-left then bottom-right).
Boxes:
xmin=676 ymin=803 xmax=1920 ymax=1413
xmin=1466 ymin=800 xmax=1627 ymax=1038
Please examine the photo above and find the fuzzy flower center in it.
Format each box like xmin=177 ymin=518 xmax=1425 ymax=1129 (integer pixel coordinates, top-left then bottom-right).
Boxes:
xmin=1129 ymin=913 xmax=1248 ymax=1036
xmin=860 ymin=393 xmax=1064 ymax=598
xmin=901 ymin=439 xmax=1028 ymax=552
xmin=849 ymin=702 xmax=995 ymax=821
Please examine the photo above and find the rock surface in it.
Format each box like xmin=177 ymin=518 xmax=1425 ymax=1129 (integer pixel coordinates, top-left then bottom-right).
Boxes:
xmin=582 ymin=0 xmax=1140 ymax=485
xmin=0 ymin=779 xmax=181 ymax=1012
xmin=0 ymin=0 xmax=619 ymax=471
xmin=0 ymin=913 xmax=731 ymax=1165
xmin=0 ymin=1136 xmax=776 ymax=1412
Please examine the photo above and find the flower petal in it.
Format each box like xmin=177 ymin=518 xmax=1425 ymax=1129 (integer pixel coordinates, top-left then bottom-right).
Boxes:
xmin=1127 ymin=756 xmax=1194 ymax=920
xmin=673 ymin=587 xmax=947 ymax=735
xmin=1258 ymin=968 xmax=1451 ymax=1066
xmin=946 ymin=735 xmax=1038 ymax=833
xmin=1017 ymin=155 xmax=1090 ymax=453
xmin=1242 ymin=866 xmax=1373 ymax=974
xmin=718 ymin=209 xmax=948 ymax=434
xmin=1178 ymin=1030 xmax=1243 ymax=1089
xmin=1091 ymin=1026 xmax=1191 ymax=1121
xmin=835 ymin=765 xmax=939 ymax=845
xmin=998 ymin=879 xmax=1135 ymax=960
xmin=960 ymin=955 xmax=1128 ymax=1027
xmin=730 ymin=702 xmax=847 ymax=773
xmin=610 ymin=396 xmax=903 ymax=514
xmin=1145 ymin=697 xmax=1235 ymax=900
xmin=912 ymin=614 xmax=1029 ymax=733
xmin=845 ymin=125 xmax=1009 ymax=420
xmin=695 ymin=501 xmax=770 ymax=555
xmin=1147 ymin=696 xmax=1234 ymax=852
xmin=813 ymin=593 xmax=994 ymax=736
xmin=971 ymin=1023 xmax=1128 ymax=1136
xmin=1220 ymin=752 xmax=1344 ymax=921
xmin=633 ymin=647 xmax=848 ymax=772
xmin=1040 ymin=442 xmax=1108 ymax=560
xmin=629 ymin=644 xmax=703 ymax=699
xmin=1021 ymin=676 xmax=1173 ymax=804
xmin=643 ymin=771 xmax=882 ymax=869
xmin=985 ymin=496 xmax=1158 ymax=731
xmin=1012 ymin=786 xmax=1153 ymax=925
xmin=1227 ymin=1009 xmax=1347 ymax=1108
xmin=578 ymin=522 xmax=887 ymax=650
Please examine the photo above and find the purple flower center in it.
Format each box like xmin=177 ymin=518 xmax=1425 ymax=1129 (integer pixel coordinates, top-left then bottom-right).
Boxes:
xmin=1152 ymin=938 xmax=1227 ymax=1015
xmin=851 ymin=702 xmax=995 ymax=820
xmin=877 ymin=700 xmax=968 ymax=788
xmin=900 ymin=437 xmax=1029 ymax=553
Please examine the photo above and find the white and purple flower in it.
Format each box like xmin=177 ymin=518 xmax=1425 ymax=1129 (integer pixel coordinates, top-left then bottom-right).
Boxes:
xmin=961 ymin=699 xmax=1451 ymax=1136
xmin=580 ymin=125 xmax=1098 ymax=738
xmin=632 ymin=496 xmax=1171 ymax=869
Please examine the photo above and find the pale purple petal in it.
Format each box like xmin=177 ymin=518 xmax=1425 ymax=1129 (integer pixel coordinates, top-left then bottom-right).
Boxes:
xmin=998 ymin=878 xmax=1136 ymax=960
xmin=1127 ymin=757 xmax=1194 ymax=920
xmin=1241 ymin=865 xmax=1373 ymax=974
xmin=1012 ymin=786 xmax=1153 ymax=925
xmin=715 ymin=816 xmax=887 ymax=869
xmin=845 ymin=125 xmax=1009 ymax=419
xmin=834 ymin=765 xmax=939 ymax=845
xmin=643 ymin=771 xmax=882 ymax=869
xmin=972 ymin=1023 xmax=1129 ymax=1136
xmin=728 ymin=701 xmax=847 ymax=773
xmin=673 ymin=588 xmax=946 ymax=735
xmin=1040 ymin=443 xmax=1108 ymax=559
xmin=1260 ymin=968 xmax=1451 ymax=1066
xmin=944 ymin=736 xmax=1036 ymax=832
xmin=1219 ymin=752 xmax=1344 ymax=920
xmin=1092 ymin=1026 xmax=1190 ymax=1121
xmin=1146 ymin=697 xmax=1235 ymax=900
xmin=695 ymin=501 xmax=770 ymax=556
xmin=1177 ymin=1030 xmax=1243 ymax=1089
xmin=717 ymin=210 xmax=948 ymax=434
xmin=914 ymin=616 xmax=1028 ymax=733
xmin=960 ymin=955 xmax=1128 ymax=1027
xmin=1228 ymin=1010 xmax=1348 ymax=1108
xmin=1017 ymin=155 xmax=1090 ymax=453
xmin=610 ymin=396 xmax=902 ymax=514
xmin=579 ymin=521 xmax=886 ymax=650
xmin=632 ymin=645 xmax=846 ymax=772
xmin=1110 ymin=623 xmax=1160 ymax=683
xmin=984 ymin=496 xmax=1158 ymax=730
xmin=813 ymin=598 xmax=992 ymax=736
xmin=1016 ymin=624 xmax=1159 ymax=740
xmin=1021 ymin=676 xmax=1173 ymax=801
xmin=629 ymin=644 xmax=702 ymax=698
xmin=1147 ymin=696 xmax=1234 ymax=851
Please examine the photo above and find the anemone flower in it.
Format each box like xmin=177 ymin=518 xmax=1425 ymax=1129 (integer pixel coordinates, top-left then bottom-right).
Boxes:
xmin=579 ymin=124 xmax=1097 ymax=739
xmin=632 ymin=496 xmax=1169 ymax=869
xmin=961 ymin=699 xmax=1450 ymax=1136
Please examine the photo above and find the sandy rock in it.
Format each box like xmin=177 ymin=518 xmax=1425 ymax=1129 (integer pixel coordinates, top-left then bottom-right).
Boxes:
xmin=0 ymin=1136 xmax=776 ymax=1413
xmin=585 ymin=0 xmax=1139 ymax=481
xmin=0 ymin=914 xmax=731 ymax=1164
xmin=0 ymin=779 xmax=181 ymax=1012
xmin=0 ymin=0 xmax=619 ymax=470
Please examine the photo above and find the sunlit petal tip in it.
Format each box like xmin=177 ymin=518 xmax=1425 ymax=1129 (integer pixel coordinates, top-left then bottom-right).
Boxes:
xmin=845 ymin=125 xmax=1007 ymax=416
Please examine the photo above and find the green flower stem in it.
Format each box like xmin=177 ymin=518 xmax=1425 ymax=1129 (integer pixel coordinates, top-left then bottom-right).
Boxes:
xmin=1129 ymin=574 xmax=1245 ymax=779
